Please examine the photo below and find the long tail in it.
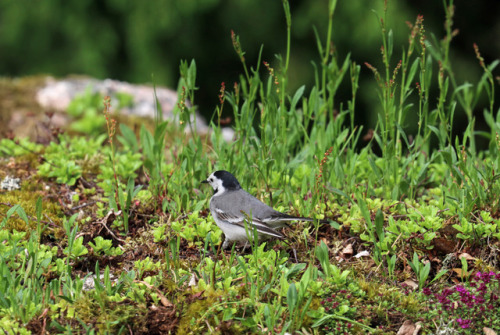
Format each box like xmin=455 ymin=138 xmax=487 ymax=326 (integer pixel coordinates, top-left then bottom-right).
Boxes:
xmin=266 ymin=214 xmax=331 ymax=225
xmin=231 ymin=219 xmax=285 ymax=240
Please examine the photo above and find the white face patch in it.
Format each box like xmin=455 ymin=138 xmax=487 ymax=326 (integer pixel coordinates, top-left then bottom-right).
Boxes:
xmin=206 ymin=172 xmax=225 ymax=196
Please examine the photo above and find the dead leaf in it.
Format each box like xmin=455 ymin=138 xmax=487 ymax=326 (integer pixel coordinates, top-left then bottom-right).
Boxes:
xmin=483 ymin=327 xmax=497 ymax=335
xmin=363 ymin=129 xmax=374 ymax=141
xmin=342 ymin=244 xmax=353 ymax=256
xmin=397 ymin=320 xmax=415 ymax=335
xmin=188 ymin=273 xmax=198 ymax=287
xmin=189 ymin=290 xmax=205 ymax=301
xmin=458 ymin=253 xmax=476 ymax=261
xmin=354 ymin=250 xmax=370 ymax=258
xmin=413 ymin=322 xmax=422 ymax=335
xmin=452 ymin=268 xmax=469 ymax=278
xmin=402 ymin=279 xmax=418 ymax=290
xmin=38 ymin=308 xmax=49 ymax=319
xmin=429 ymin=255 xmax=442 ymax=264
xmin=135 ymin=280 xmax=173 ymax=307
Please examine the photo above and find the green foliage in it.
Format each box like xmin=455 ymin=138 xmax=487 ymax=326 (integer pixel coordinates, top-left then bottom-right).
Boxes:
xmin=0 ymin=316 xmax=31 ymax=335
xmin=140 ymin=122 xmax=168 ymax=208
xmin=97 ymin=152 xmax=142 ymax=194
xmin=171 ymin=212 xmax=222 ymax=247
xmin=108 ymin=177 xmax=143 ymax=233
xmin=134 ymin=257 xmax=161 ymax=279
xmin=0 ymin=0 xmax=498 ymax=333
xmin=35 ymin=131 xmax=142 ymax=193
xmin=63 ymin=235 xmax=88 ymax=259
xmin=408 ymin=252 xmax=431 ymax=289
xmin=88 ymin=236 xmax=124 ymax=256
xmin=117 ymin=124 xmax=139 ymax=153
xmin=1 ymin=204 xmax=29 ymax=230
xmin=67 ymin=88 xmax=106 ymax=135
xmin=37 ymin=134 xmax=106 ymax=185
xmin=315 ymin=241 xmax=350 ymax=284
xmin=0 ymin=233 xmax=53 ymax=323
xmin=0 ymin=137 xmax=43 ymax=157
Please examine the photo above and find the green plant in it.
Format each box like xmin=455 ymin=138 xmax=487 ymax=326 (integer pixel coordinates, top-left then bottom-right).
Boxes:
xmin=0 ymin=233 xmax=52 ymax=324
xmin=0 ymin=137 xmax=43 ymax=157
xmin=97 ymin=151 xmax=142 ymax=195
xmin=134 ymin=257 xmax=161 ymax=279
xmin=315 ymin=241 xmax=350 ymax=284
xmin=88 ymin=236 xmax=124 ymax=256
xmin=170 ymin=212 xmax=222 ymax=246
xmin=40 ymin=160 xmax=82 ymax=185
xmin=108 ymin=177 xmax=142 ymax=233
xmin=37 ymin=134 xmax=107 ymax=185
xmin=152 ymin=223 xmax=167 ymax=242
xmin=408 ymin=252 xmax=431 ymax=289
xmin=140 ymin=122 xmax=169 ymax=209
xmin=103 ymin=97 xmax=142 ymax=234
xmin=92 ymin=262 xmax=136 ymax=300
xmin=357 ymin=201 xmax=393 ymax=265
xmin=313 ymin=293 xmax=368 ymax=334
xmin=0 ymin=0 xmax=498 ymax=332
xmin=0 ymin=204 xmax=29 ymax=230
xmin=64 ymin=235 xmax=88 ymax=259
xmin=285 ymin=265 xmax=316 ymax=331
xmin=67 ymin=88 xmax=107 ymax=135
xmin=386 ymin=254 xmax=397 ymax=280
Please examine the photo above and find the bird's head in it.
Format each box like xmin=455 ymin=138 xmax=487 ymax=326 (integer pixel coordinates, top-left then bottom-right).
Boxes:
xmin=202 ymin=170 xmax=241 ymax=195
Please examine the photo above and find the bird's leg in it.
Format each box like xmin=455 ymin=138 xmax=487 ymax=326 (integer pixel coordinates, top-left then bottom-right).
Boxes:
xmin=292 ymin=247 xmax=298 ymax=263
xmin=222 ymin=238 xmax=230 ymax=250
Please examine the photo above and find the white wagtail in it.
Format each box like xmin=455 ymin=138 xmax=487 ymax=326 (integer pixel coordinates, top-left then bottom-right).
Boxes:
xmin=202 ymin=170 xmax=328 ymax=249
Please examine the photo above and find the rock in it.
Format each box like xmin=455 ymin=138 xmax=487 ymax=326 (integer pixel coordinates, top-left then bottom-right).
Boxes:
xmin=36 ymin=77 xmax=204 ymax=128
xmin=1 ymin=75 xmax=234 ymax=142
xmin=1 ymin=176 xmax=21 ymax=191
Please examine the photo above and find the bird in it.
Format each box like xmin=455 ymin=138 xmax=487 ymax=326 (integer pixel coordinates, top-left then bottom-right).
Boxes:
xmin=202 ymin=170 xmax=328 ymax=249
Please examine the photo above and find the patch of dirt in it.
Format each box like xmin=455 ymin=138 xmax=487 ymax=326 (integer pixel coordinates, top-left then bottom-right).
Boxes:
xmin=431 ymin=236 xmax=458 ymax=255
xmin=141 ymin=305 xmax=179 ymax=335
xmin=26 ymin=317 xmax=45 ymax=335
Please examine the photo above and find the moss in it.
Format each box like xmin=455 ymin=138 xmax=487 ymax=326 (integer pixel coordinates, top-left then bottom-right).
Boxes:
xmin=0 ymin=315 xmax=31 ymax=335
xmin=0 ymin=138 xmax=64 ymax=237
xmin=357 ymin=278 xmax=422 ymax=315
xmin=0 ymin=181 xmax=63 ymax=236
xmin=176 ymin=290 xmax=218 ymax=334
xmin=67 ymin=292 xmax=148 ymax=334
xmin=0 ymin=76 xmax=49 ymax=139
xmin=303 ymin=297 xmax=323 ymax=327
xmin=177 ymin=287 xmax=250 ymax=335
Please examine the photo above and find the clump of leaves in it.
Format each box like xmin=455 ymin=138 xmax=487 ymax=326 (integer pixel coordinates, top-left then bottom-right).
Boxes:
xmin=171 ymin=212 xmax=222 ymax=247
xmin=67 ymin=88 xmax=106 ymax=135
xmin=89 ymin=236 xmax=124 ymax=256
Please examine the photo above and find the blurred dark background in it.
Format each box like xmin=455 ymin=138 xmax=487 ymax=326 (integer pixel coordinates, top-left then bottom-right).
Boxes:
xmin=1 ymin=0 xmax=498 ymax=135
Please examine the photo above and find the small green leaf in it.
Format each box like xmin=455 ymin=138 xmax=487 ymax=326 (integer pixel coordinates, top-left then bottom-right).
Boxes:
xmin=287 ymin=283 xmax=298 ymax=313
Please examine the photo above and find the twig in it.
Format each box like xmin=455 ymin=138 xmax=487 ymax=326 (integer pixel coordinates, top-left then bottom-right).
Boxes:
xmin=71 ymin=201 xmax=97 ymax=211
xmin=98 ymin=211 xmax=125 ymax=243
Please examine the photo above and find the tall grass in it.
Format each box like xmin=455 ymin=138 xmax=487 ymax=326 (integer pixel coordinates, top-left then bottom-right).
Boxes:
xmin=1 ymin=0 xmax=497 ymax=333
xmin=168 ymin=0 xmax=499 ymax=319
xmin=169 ymin=0 xmax=498 ymax=219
